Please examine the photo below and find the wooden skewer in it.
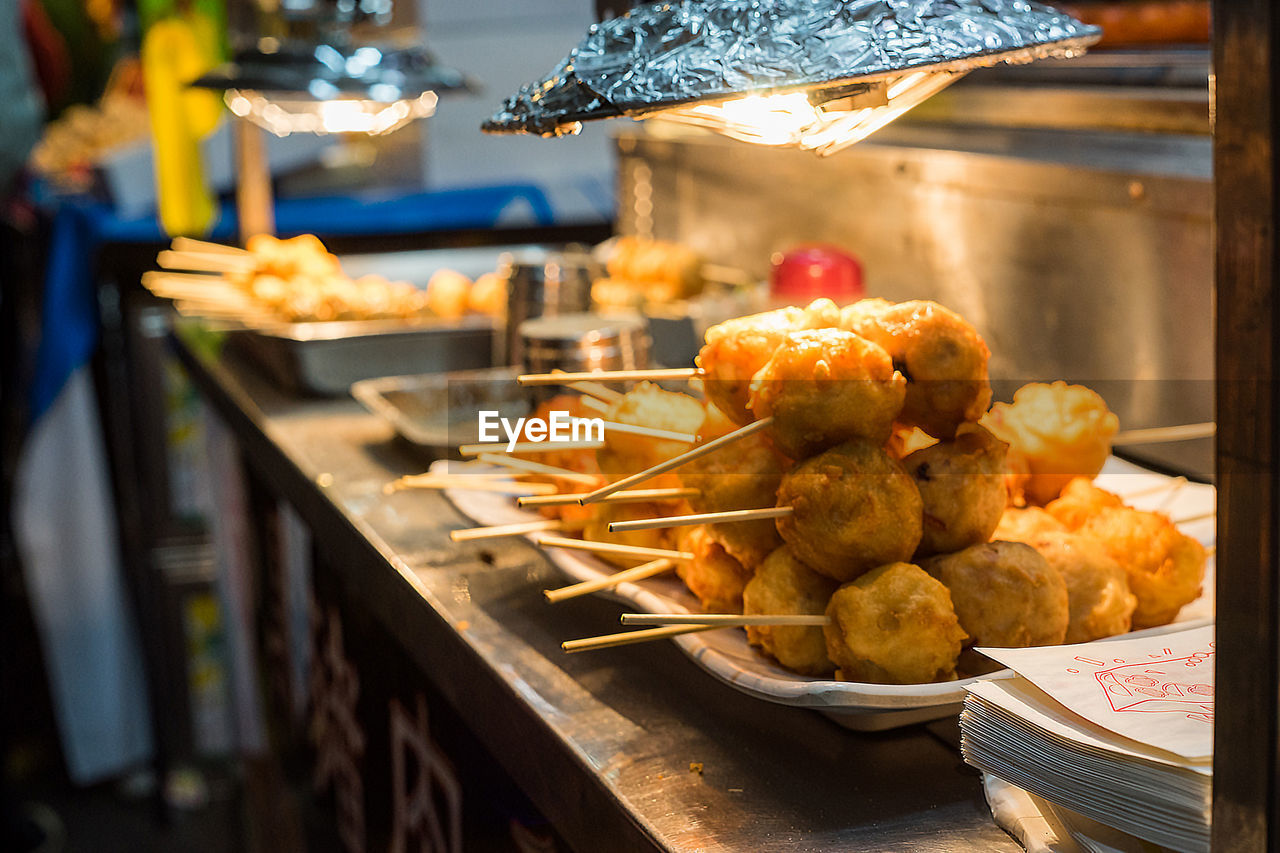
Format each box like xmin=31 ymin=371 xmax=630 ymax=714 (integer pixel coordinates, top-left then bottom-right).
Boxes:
xmin=519 ymin=487 xmax=698 ymax=508
xmin=1112 ymin=423 xmax=1216 ymax=446
xmin=474 ymin=453 xmax=602 ymax=486
xmin=579 ymin=417 xmax=774 ymax=505
xmin=1172 ymin=509 xmax=1216 ymax=525
xmin=543 ymin=558 xmax=676 ymax=603
xmin=620 ymin=613 xmax=829 ymax=627
xmin=1206 ymin=545 xmax=1217 ymax=557
xmin=157 ymin=249 xmax=256 ymax=273
xmin=171 ymin=236 xmax=250 ymax=255
xmin=609 ymin=505 xmax=792 ymax=533
xmin=1114 ymin=477 xmax=1187 ymax=502
xmin=384 ymin=475 xmax=557 ymax=496
xmin=533 ymin=535 xmax=693 ymax=562
xmin=518 ymin=368 xmax=702 ymax=386
xmin=450 ymin=519 xmax=566 ymax=542
xmin=142 ymin=269 xmax=227 ymax=284
xmin=599 ymin=420 xmax=698 ymax=443
xmin=566 ymin=380 xmax=623 ymax=403
xmin=459 ymin=440 xmax=605 ymax=456
xmin=579 ymin=395 xmax=611 ymax=414
xmin=562 ymin=624 xmax=719 ymax=653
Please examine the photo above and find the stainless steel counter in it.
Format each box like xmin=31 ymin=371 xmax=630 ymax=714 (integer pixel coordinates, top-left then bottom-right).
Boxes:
xmin=173 ymin=327 xmax=1019 ymax=853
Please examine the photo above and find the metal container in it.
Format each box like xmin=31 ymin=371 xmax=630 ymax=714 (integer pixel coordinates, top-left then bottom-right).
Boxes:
xmin=498 ymin=249 xmax=597 ymax=365
xmin=519 ymin=313 xmax=650 ymax=380
xmin=227 ymin=316 xmax=496 ymax=396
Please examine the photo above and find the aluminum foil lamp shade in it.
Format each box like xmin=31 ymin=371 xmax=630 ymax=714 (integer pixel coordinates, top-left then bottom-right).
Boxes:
xmin=483 ymin=0 xmax=1102 ymax=156
xmin=194 ymin=44 xmax=472 ymax=136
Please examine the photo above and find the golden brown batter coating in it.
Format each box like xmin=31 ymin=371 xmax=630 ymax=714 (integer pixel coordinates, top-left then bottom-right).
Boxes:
xmin=1077 ymin=508 xmax=1206 ymax=629
xmin=1026 ymin=531 xmax=1136 ymax=643
xmin=674 ymin=525 xmax=753 ymax=614
xmin=677 ymin=429 xmax=787 ymax=568
xmin=743 ymin=546 xmax=837 ymax=676
xmin=903 ymin=423 xmax=1009 ymax=557
xmin=775 ymin=440 xmax=923 ymax=582
xmin=1044 ymin=478 xmax=1125 ymax=530
xmin=992 ymin=506 xmax=1068 ymax=543
xmin=842 ymin=299 xmax=992 ymax=440
xmin=981 ymin=382 xmax=1119 ymax=505
xmin=922 ymin=541 xmax=1068 ymax=673
xmin=596 ymin=382 xmax=704 ymax=493
xmin=696 ymin=298 xmax=840 ymax=425
xmin=823 ymin=562 xmax=967 ymax=684
xmin=747 ymin=328 xmax=906 ymax=458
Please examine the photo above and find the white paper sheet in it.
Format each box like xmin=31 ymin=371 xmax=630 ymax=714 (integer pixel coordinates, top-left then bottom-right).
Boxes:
xmin=979 ymin=625 xmax=1214 ymax=761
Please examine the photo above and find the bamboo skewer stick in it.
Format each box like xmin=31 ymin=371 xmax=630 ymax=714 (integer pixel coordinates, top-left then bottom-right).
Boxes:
xmin=519 ymin=487 xmax=698 ymax=508
xmin=171 ymin=237 xmax=250 ymax=255
xmin=474 ymin=453 xmax=602 ymax=486
xmin=578 ymin=417 xmax=774 ymax=504
xmin=1114 ymin=477 xmax=1187 ymax=502
xmin=533 ymin=535 xmax=693 ymax=562
xmin=1112 ymin=423 xmax=1216 ymax=446
xmin=609 ymin=505 xmax=793 ymax=533
xmin=1172 ymin=509 xmax=1216 ymax=525
xmin=620 ymin=613 xmax=829 ymax=627
xmin=157 ymin=249 xmax=256 ymax=273
xmin=384 ymin=475 xmax=557 ymax=496
xmin=543 ymin=559 xmax=676 ymax=603
xmin=562 ymin=624 xmax=719 ymax=653
xmin=459 ymin=440 xmax=605 ymax=456
xmin=450 ymin=519 xmax=566 ymax=542
xmin=518 ymin=368 xmax=702 ymax=386
xmin=566 ymin=380 xmax=624 ymax=403
xmin=599 ymin=421 xmax=698 ymax=443
xmin=579 ymin=395 xmax=611 ymax=414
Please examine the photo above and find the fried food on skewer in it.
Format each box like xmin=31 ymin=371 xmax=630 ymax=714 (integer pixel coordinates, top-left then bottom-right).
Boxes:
xmin=775 ymin=440 xmax=923 ymax=582
xmin=596 ymin=382 xmax=704 ymax=494
xmin=842 ymin=299 xmax=992 ymax=440
xmin=982 ymin=381 xmax=1119 ymax=505
xmin=922 ymin=541 xmax=1068 ymax=675
xmin=747 ymin=328 xmax=906 ymax=458
xmin=742 ymin=546 xmax=837 ymax=676
xmin=824 ymin=562 xmax=967 ymax=684
xmin=993 ymin=506 xmax=1068 ymax=542
xmin=674 ymin=525 xmax=753 ymax=614
xmin=902 ymin=423 xmax=1009 ymax=558
xmin=1023 ymin=531 xmax=1137 ymax=643
xmin=1044 ymin=478 xmax=1125 ymax=529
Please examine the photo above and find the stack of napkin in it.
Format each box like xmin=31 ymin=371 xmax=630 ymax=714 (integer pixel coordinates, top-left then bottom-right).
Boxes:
xmin=961 ymin=625 xmax=1213 ymax=853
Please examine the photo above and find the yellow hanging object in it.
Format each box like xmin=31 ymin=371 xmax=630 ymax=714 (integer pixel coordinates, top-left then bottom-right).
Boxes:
xmin=142 ymin=14 xmax=220 ymax=236
xmin=183 ymin=9 xmax=225 ymax=137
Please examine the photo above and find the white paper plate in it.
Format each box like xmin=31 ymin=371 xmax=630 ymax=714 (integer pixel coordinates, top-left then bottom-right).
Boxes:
xmin=442 ymin=457 xmax=1215 ymax=730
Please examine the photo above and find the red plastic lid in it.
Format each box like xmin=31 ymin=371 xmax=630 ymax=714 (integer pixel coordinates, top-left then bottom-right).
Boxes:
xmin=770 ymin=244 xmax=864 ymax=302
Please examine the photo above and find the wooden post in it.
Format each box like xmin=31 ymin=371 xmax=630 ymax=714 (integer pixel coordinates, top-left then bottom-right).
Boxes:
xmin=1212 ymin=0 xmax=1280 ymax=848
xmin=233 ymin=116 xmax=275 ymax=243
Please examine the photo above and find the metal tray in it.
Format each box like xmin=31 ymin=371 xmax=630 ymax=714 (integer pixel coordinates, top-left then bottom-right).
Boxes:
xmin=351 ymin=367 xmax=533 ymax=455
xmin=227 ymin=316 xmax=496 ymax=396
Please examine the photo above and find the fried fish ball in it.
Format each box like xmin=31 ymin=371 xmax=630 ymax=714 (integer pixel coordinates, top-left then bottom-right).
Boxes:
xmin=1044 ymin=478 xmax=1125 ymax=530
xmin=842 ymin=300 xmax=992 ymax=440
xmin=1077 ymin=508 xmax=1206 ymax=629
xmin=981 ymin=382 xmax=1119 ymax=504
xmin=677 ymin=427 xmax=786 ymax=567
xmin=776 ymin=440 xmax=923 ymax=582
xmin=581 ymin=502 xmax=674 ymax=568
xmin=468 ymin=271 xmax=506 ymax=316
xmin=824 ymin=563 xmax=967 ymax=684
xmin=696 ymin=298 xmax=840 ymax=424
xmin=747 ymin=329 xmax=906 ymax=458
xmin=903 ymin=423 xmax=1009 ymax=557
xmin=922 ymin=541 xmax=1068 ymax=673
xmin=743 ymin=546 xmax=837 ymax=676
xmin=1026 ymin=531 xmax=1136 ymax=643
xmin=993 ymin=506 xmax=1068 ymax=543
xmin=426 ymin=269 xmax=472 ymax=319
xmin=596 ymin=383 xmax=704 ymax=492
xmin=675 ymin=525 xmax=753 ymax=613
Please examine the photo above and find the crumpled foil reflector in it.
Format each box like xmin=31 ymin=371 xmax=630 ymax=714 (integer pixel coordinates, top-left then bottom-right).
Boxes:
xmin=483 ymin=0 xmax=1100 ymax=139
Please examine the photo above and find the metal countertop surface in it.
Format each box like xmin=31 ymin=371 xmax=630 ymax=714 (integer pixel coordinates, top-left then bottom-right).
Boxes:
xmin=173 ymin=328 xmax=1019 ymax=853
